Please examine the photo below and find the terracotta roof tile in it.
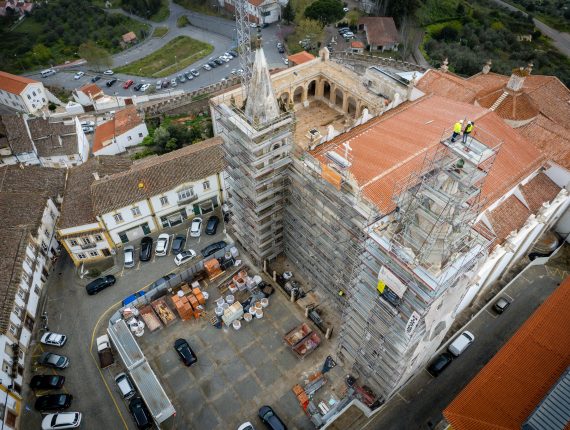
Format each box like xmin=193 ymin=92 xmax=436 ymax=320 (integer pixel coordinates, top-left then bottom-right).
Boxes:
xmin=358 ymin=17 xmax=399 ymax=46
xmin=0 ymin=71 xmax=37 ymax=95
xmin=443 ymin=277 xmax=570 ymax=430
xmin=0 ymin=114 xmax=33 ymax=153
xmin=92 ymin=120 xmax=115 ymax=153
xmin=521 ymin=172 xmax=561 ymax=213
xmin=288 ymin=51 xmax=315 ymax=66
xmin=91 ymin=137 xmax=225 ymax=214
xmin=92 ymin=107 xmax=143 ymax=153
xmin=78 ymin=83 xmax=104 ymax=99
xmin=351 ymin=41 xmax=365 ymax=48
xmin=122 ymin=31 xmax=137 ymax=43
xmin=487 ymin=195 xmax=531 ymax=243
xmin=417 ymin=69 xmax=482 ymax=103
xmin=477 ymin=89 xmax=539 ymax=121
xmin=26 ymin=117 xmax=79 ymax=157
xmin=518 ymin=114 xmax=570 ymax=167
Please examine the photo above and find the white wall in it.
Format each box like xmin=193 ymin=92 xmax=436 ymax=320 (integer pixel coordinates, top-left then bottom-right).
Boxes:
xmin=74 ymin=116 xmax=89 ymax=163
xmin=101 ymin=200 xmax=156 ymax=244
xmin=21 ymin=83 xmax=48 ymax=113
xmin=94 ymin=122 xmax=148 ymax=156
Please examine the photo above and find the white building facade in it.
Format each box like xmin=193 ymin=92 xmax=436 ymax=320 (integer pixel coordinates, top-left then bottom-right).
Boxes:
xmin=0 ymin=71 xmax=48 ymax=114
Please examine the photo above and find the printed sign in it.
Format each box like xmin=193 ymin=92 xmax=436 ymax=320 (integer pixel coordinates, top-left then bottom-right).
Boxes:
xmin=405 ymin=311 xmax=421 ymax=338
xmin=377 ymin=265 xmax=407 ymax=298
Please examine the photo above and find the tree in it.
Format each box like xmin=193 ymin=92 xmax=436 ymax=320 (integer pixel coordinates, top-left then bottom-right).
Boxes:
xmin=346 ymin=10 xmax=360 ymax=28
xmin=78 ymin=41 xmax=112 ymax=71
xmin=282 ymin=1 xmax=295 ymax=24
xmin=152 ymin=126 xmax=170 ymax=150
xmin=290 ymin=18 xmax=324 ymax=52
xmin=398 ymin=15 xmax=422 ymax=61
xmin=304 ymin=0 xmax=344 ymax=25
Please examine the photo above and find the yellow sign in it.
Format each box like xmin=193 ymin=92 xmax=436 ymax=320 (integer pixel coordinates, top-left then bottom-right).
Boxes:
xmin=377 ymin=280 xmax=386 ymax=294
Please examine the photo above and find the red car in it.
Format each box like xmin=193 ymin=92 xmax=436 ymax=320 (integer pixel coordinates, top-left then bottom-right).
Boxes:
xmin=123 ymin=79 xmax=134 ymax=89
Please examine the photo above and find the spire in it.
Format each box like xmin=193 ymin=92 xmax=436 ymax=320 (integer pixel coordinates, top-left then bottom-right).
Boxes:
xmin=244 ymin=48 xmax=279 ymax=125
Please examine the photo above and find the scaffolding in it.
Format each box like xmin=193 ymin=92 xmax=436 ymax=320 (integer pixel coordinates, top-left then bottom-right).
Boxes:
xmin=212 ymin=94 xmax=294 ymax=265
xmin=337 ymin=127 xmax=500 ymax=400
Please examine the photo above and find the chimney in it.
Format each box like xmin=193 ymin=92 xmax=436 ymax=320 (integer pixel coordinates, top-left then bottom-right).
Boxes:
xmin=482 ymin=60 xmax=492 ymax=75
xmin=93 ymin=172 xmax=100 ymax=181
xmin=439 ymin=58 xmax=449 ymax=73
xmin=506 ymin=66 xmax=529 ymax=92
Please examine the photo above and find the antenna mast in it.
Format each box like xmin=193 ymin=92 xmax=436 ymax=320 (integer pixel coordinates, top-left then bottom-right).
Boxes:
xmin=234 ymin=0 xmax=253 ymax=93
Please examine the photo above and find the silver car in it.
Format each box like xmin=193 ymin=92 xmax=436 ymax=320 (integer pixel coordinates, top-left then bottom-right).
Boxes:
xmin=124 ymin=245 xmax=135 ymax=268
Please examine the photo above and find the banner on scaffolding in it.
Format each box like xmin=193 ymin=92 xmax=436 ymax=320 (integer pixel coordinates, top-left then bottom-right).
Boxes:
xmin=377 ymin=265 xmax=407 ymax=298
xmin=321 ymin=163 xmax=342 ymax=190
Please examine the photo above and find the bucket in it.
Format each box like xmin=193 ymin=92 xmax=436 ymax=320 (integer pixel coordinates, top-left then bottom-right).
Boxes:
xmin=177 ymin=290 xmax=184 ymax=298
xmin=255 ymin=309 xmax=263 ymax=319
xmin=216 ymin=297 xmax=225 ymax=307
xmin=253 ymin=275 xmax=262 ymax=285
xmin=261 ymin=298 xmax=269 ymax=308
xmin=255 ymin=302 xmax=262 ymax=311
xmin=202 ymin=291 xmax=209 ymax=300
xmin=244 ymin=312 xmax=253 ymax=322
xmin=222 ymin=303 xmax=230 ymax=311
xmin=232 ymin=320 xmax=241 ymax=330
xmin=226 ymin=294 xmax=235 ymax=305
xmin=215 ymin=307 xmax=224 ymax=316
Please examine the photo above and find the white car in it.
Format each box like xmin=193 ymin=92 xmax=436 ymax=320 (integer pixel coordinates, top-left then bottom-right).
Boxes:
xmin=140 ymin=83 xmax=151 ymax=92
xmin=82 ymin=126 xmax=94 ymax=134
xmin=80 ymin=120 xmax=94 ymax=127
xmin=103 ymin=69 xmax=114 ymax=75
xmin=124 ymin=245 xmax=135 ymax=268
xmin=41 ymin=412 xmax=82 ymax=430
xmin=343 ymin=7 xmax=349 ymax=12
xmin=190 ymin=217 xmax=202 ymax=237
xmin=238 ymin=422 xmax=255 ymax=430
xmin=155 ymin=234 xmax=170 ymax=256
xmin=174 ymin=250 xmax=197 ymax=266
xmin=203 ymin=64 xmax=212 ymax=71
xmin=283 ymin=58 xmax=289 ymax=65
xmin=73 ymin=71 xmax=84 ymax=80
xmin=170 ymin=78 xmax=177 ymax=87
xmin=250 ymin=22 xmax=257 ymax=28
xmin=40 ymin=332 xmax=67 ymax=347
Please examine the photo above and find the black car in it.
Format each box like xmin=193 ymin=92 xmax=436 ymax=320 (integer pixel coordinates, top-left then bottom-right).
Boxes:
xmin=149 ymin=272 xmax=176 ymax=290
xmin=133 ymin=83 xmax=143 ymax=91
xmin=427 ymin=352 xmax=453 ymax=377
xmin=162 ymin=80 xmax=170 ymax=88
xmin=35 ymin=394 xmax=73 ymax=412
xmin=278 ymin=47 xmax=285 ymax=53
xmin=174 ymin=338 xmax=197 ymax=366
xmin=201 ymin=240 xmax=227 ymax=257
xmin=493 ymin=297 xmax=511 ymax=314
xmin=129 ymin=397 xmax=152 ymax=430
xmin=106 ymin=78 xmax=118 ymax=87
xmin=228 ymin=50 xmax=238 ymax=57
xmin=208 ymin=61 xmax=218 ymax=68
xmin=258 ymin=405 xmax=287 ymax=430
xmin=30 ymin=375 xmax=65 ymax=390
xmin=91 ymin=76 xmax=101 ymax=83
xmin=38 ymin=352 xmax=69 ymax=369
xmin=205 ymin=216 xmax=220 ymax=235
xmin=214 ymin=58 xmax=224 ymax=65
xmin=85 ymin=275 xmax=116 ymax=295
xmin=140 ymin=236 xmax=153 ymax=261
xmin=171 ymin=235 xmax=186 ymax=254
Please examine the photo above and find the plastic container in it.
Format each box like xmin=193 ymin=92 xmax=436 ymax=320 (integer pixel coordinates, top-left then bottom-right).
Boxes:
xmin=255 ymin=309 xmax=263 ymax=319
xmin=261 ymin=298 xmax=269 ymax=308
xmin=216 ymin=297 xmax=225 ymax=307
xmin=232 ymin=320 xmax=241 ymax=330
xmin=230 ymin=246 xmax=239 ymax=258
xmin=255 ymin=302 xmax=262 ymax=311
xmin=177 ymin=290 xmax=184 ymax=298
xmin=215 ymin=307 xmax=224 ymax=316
xmin=202 ymin=291 xmax=209 ymax=300
xmin=222 ymin=303 xmax=230 ymax=311
xmin=253 ymin=275 xmax=262 ymax=285
xmin=226 ymin=295 xmax=235 ymax=305
xmin=243 ymin=312 xmax=253 ymax=322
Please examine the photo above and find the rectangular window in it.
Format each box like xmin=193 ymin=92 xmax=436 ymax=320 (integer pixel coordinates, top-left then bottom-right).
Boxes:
xmin=177 ymin=187 xmax=194 ymax=201
xmin=49 ymin=211 xmax=55 ymax=220
xmin=41 ymin=241 xmax=48 ymax=252
xmin=127 ymin=136 xmax=132 ymax=141
xmin=32 ymin=91 xmax=36 ymax=96
xmin=34 ymin=285 xmax=40 ymax=295
xmin=77 ymin=253 xmax=86 ymax=259
xmin=89 ymin=251 xmax=99 ymax=257
xmin=94 ymin=234 xmax=103 ymax=241
xmin=113 ymin=213 xmax=124 ymax=223
xmin=21 ymin=272 xmax=29 ymax=283
xmin=69 ymin=239 xmax=78 ymax=246
xmin=25 ymin=256 xmax=33 ymax=266
xmin=160 ymin=196 xmax=169 ymax=206
xmin=131 ymin=206 xmax=141 ymax=216
xmin=138 ymin=133 xmax=143 ymax=138
xmin=44 ymin=229 xmax=49 ymax=236
xmin=17 ymin=289 xmax=26 ymax=300
xmin=203 ymin=180 xmax=210 ymax=191
xmin=82 ymin=237 xmax=91 ymax=245
xmin=14 ymin=307 xmax=22 ymax=319
xmin=27 ymin=95 xmax=31 ymax=100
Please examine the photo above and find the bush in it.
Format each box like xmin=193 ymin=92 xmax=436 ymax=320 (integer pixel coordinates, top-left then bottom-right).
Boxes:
xmin=48 ymin=102 xmax=56 ymax=111
xmin=304 ymin=0 xmax=344 ymax=25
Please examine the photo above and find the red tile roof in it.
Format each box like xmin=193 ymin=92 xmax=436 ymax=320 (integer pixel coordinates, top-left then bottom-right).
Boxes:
xmin=521 ymin=172 xmax=561 ymax=213
xmin=487 ymin=195 xmax=531 ymax=243
xmin=0 ymin=71 xmax=38 ymax=95
xmin=311 ymin=95 xmax=543 ymax=214
xmin=477 ymin=88 xmax=539 ymax=121
xmin=122 ymin=31 xmax=137 ymax=43
xmin=358 ymin=17 xmax=399 ymax=46
xmin=288 ymin=51 xmax=315 ymax=66
xmin=92 ymin=120 xmax=115 ymax=154
xmin=416 ymin=69 xmax=482 ymax=103
xmin=78 ymin=83 xmax=104 ymax=100
xmin=92 ymin=107 xmax=143 ymax=153
xmin=444 ymin=276 xmax=570 ymax=430
xmin=351 ymin=41 xmax=365 ymax=49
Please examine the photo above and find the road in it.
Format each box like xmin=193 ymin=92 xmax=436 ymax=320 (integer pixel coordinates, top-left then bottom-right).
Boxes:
xmin=30 ymin=0 xmax=288 ymax=99
xmin=489 ymin=0 xmax=570 ymax=57
xmin=19 ymin=217 xmax=228 ymax=430
xmin=362 ymin=252 xmax=569 ymax=430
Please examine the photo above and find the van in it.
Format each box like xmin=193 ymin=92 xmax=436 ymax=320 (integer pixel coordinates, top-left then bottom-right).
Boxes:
xmin=115 ymin=373 xmax=136 ymax=399
xmin=447 ymin=331 xmax=475 ymax=357
xmin=41 ymin=69 xmax=56 ymax=78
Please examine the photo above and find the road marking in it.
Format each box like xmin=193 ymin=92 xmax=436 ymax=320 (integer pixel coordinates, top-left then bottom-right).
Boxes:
xmin=396 ymin=392 xmax=410 ymax=404
xmin=485 ymin=309 xmax=498 ymax=319
xmin=503 ymin=293 xmax=514 ymax=303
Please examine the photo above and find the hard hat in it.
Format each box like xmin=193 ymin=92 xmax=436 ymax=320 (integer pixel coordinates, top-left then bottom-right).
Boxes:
xmin=459 ymin=120 xmax=464 ymax=123
xmin=468 ymin=121 xmax=472 ymax=125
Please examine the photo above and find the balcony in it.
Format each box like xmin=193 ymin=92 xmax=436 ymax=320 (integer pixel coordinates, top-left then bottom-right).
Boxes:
xmin=80 ymin=242 xmax=97 ymax=250
xmin=177 ymin=194 xmax=198 ymax=205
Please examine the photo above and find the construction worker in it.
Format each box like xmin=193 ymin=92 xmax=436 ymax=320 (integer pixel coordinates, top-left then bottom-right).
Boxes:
xmin=451 ymin=120 xmax=463 ymax=142
xmin=462 ymin=121 xmax=474 ymax=144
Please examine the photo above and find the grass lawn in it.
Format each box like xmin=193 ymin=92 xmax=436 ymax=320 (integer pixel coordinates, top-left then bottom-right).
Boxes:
xmin=153 ymin=26 xmax=169 ymax=37
xmin=115 ymin=35 xmax=213 ymax=77
xmin=173 ymin=0 xmax=223 ymax=17
xmin=149 ymin=0 xmax=170 ymax=22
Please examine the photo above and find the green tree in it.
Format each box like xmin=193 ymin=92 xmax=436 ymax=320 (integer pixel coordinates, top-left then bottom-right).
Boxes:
xmin=31 ymin=44 xmax=52 ymax=64
xmin=346 ymin=10 xmax=360 ymax=27
xmin=291 ymin=18 xmax=324 ymax=52
xmin=153 ymin=126 xmax=170 ymax=149
xmin=304 ymin=0 xmax=344 ymax=25
xmin=78 ymin=41 xmax=112 ymax=71
xmin=165 ymin=138 xmax=178 ymax=152
xmin=282 ymin=1 xmax=295 ymax=24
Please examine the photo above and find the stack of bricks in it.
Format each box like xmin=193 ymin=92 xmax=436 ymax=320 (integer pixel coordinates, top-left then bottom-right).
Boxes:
xmin=292 ymin=384 xmax=310 ymax=411
xmin=171 ymin=284 xmax=208 ymax=320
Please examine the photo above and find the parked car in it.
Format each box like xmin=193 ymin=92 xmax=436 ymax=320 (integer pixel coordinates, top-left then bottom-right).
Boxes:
xmin=106 ymin=78 xmax=118 ymax=87
xmin=91 ymin=76 xmax=101 ymax=83
xmin=155 ymin=233 xmax=170 ymax=256
xmin=448 ymin=331 xmax=475 ymax=357
xmin=129 ymin=397 xmax=152 ymax=430
xmin=133 ymin=83 xmax=143 ymax=91
xmin=149 ymin=273 xmax=176 ymax=290
xmin=82 ymin=126 xmax=94 ymax=134
xmin=258 ymin=406 xmax=287 ymax=430
xmin=122 ymin=290 xmax=145 ymax=307
xmin=140 ymin=83 xmax=150 ymax=92
xmin=202 ymin=64 xmax=212 ymax=71
xmin=190 ymin=217 xmax=202 ymax=237
xmin=338 ymin=27 xmax=350 ymax=34
xmin=214 ymin=58 xmax=224 ymax=65
xmin=40 ymin=332 xmax=67 ymax=347
xmin=103 ymin=69 xmax=114 ymax=75
xmin=41 ymin=412 xmax=82 ymax=430
xmin=201 ymin=240 xmax=227 ymax=257
xmin=229 ymin=50 xmax=238 ymax=57
xmin=208 ymin=61 xmax=218 ymax=68
xmin=156 ymin=80 xmax=162 ymax=90
xmin=238 ymin=423 xmax=255 ymax=430
xmin=162 ymin=80 xmax=170 ymax=88
xmin=115 ymin=373 xmax=136 ymax=399
xmin=80 ymin=120 xmax=94 ymax=127
xmin=174 ymin=250 xmax=197 ymax=266
xmin=123 ymin=79 xmax=134 ymax=89
xmin=38 ymin=352 xmax=69 ymax=369
xmin=276 ymin=42 xmax=283 ymax=49
xmin=30 ymin=375 xmax=65 ymax=390
xmin=85 ymin=275 xmax=116 ymax=295
xmin=494 ymin=297 xmax=511 ymax=314
xmin=124 ymin=245 xmax=135 ymax=268
xmin=205 ymin=215 xmax=219 ymax=235
xmin=177 ymin=74 xmax=186 ymax=83
xmin=35 ymin=394 xmax=73 ymax=412
xmin=283 ymin=58 xmax=289 ymax=65
xmin=250 ymin=22 xmax=256 ymax=28
xmin=278 ymin=46 xmax=285 ymax=53
xmin=343 ymin=6 xmax=349 ymax=12
xmin=184 ymin=71 xmax=194 ymax=80
xmin=170 ymin=78 xmax=177 ymax=87
xmin=73 ymin=71 xmax=84 ymax=80
xmin=174 ymin=338 xmax=197 ymax=366
xmin=140 ymin=236 xmax=153 ymax=261
xmin=427 ymin=352 xmax=453 ymax=377
xmin=190 ymin=68 xmax=199 ymax=77
xmin=171 ymin=235 xmax=186 ymax=254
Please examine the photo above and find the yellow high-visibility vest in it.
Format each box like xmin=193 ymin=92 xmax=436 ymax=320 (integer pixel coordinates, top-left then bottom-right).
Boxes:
xmin=453 ymin=122 xmax=462 ymax=133
xmin=465 ymin=124 xmax=474 ymax=133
